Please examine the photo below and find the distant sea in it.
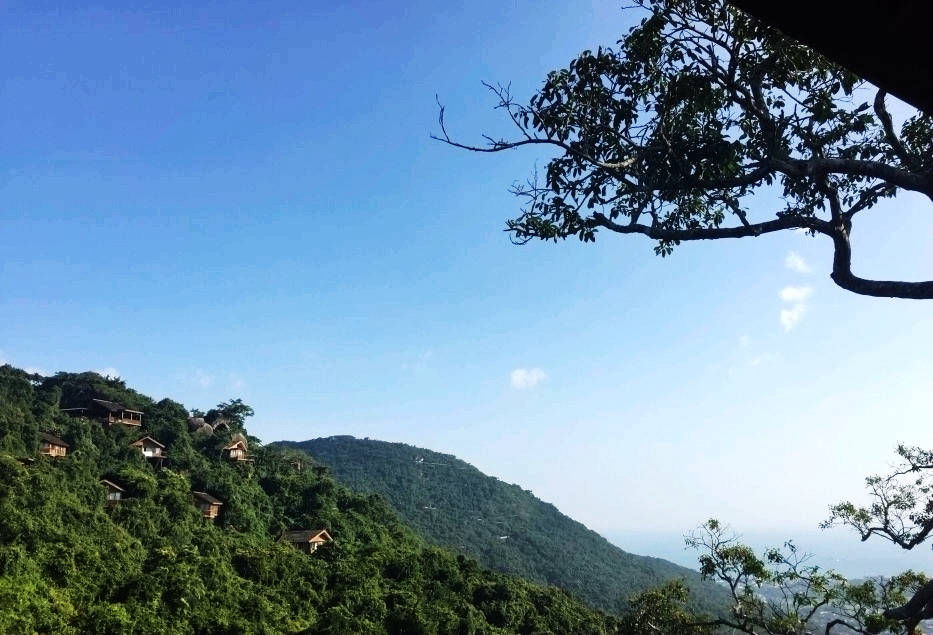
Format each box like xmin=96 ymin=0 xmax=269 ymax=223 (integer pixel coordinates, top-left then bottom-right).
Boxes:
xmin=606 ymin=528 xmax=933 ymax=578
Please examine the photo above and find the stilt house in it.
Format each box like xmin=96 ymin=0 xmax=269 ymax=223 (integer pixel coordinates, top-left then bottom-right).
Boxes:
xmin=223 ymin=433 xmax=249 ymax=461
xmin=192 ymin=491 xmax=223 ymax=519
xmin=282 ymin=529 xmax=333 ymax=553
xmin=62 ymin=399 xmax=143 ymax=427
xmin=131 ymin=436 xmax=166 ymax=468
xmin=39 ymin=432 xmax=69 ymax=457
xmin=100 ymin=479 xmax=125 ymax=502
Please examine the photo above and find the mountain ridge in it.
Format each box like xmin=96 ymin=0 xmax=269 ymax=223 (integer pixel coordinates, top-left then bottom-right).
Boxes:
xmin=279 ymin=435 xmax=728 ymax=615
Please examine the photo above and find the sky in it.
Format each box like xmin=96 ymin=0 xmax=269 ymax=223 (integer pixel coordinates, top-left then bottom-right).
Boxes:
xmin=2 ymin=1 xmax=932 ymax=575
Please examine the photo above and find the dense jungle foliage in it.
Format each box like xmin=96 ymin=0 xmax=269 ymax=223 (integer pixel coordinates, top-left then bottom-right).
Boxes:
xmin=0 ymin=365 xmax=629 ymax=634
xmin=283 ymin=436 xmax=729 ymax=615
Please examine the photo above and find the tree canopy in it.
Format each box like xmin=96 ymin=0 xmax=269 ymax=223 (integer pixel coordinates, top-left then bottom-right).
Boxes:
xmin=283 ymin=435 xmax=729 ymax=615
xmin=824 ymin=444 xmax=933 ymax=631
xmin=683 ymin=518 xmax=928 ymax=635
xmin=436 ymin=0 xmax=933 ymax=299
xmin=0 ymin=365 xmax=622 ymax=634
xmin=205 ymin=398 xmax=255 ymax=429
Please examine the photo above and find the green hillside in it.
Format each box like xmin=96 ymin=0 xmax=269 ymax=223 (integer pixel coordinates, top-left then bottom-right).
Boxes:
xmin=282 ymin=436 xmax=728 ymax=615
xmin=0 ymin=365 xmax=620 ymax=634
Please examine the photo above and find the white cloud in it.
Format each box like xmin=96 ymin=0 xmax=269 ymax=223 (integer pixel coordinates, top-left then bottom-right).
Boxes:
xmin=779 ymin=286 xmax=813 ymax=303
xmin=96 ymin=367 xmax=121 ymax=379
xmin=780 ymin=304 xmax=807 ymax=331
xmin=778 ymin=285 xmax=812 ymax=331
xmin=739 ymin=335 xmax=751 ymax=348
xmin=510 ymin=367 xmax=547 ymax=390
xmin=785 ymin=251 xmax=811 ymax=274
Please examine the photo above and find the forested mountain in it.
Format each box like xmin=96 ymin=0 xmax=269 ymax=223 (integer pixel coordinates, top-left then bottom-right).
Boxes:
xmin=0 ymin=365 xmax=621 ymax=634
xmin=282 ymin=436 xmax=729 ymax=615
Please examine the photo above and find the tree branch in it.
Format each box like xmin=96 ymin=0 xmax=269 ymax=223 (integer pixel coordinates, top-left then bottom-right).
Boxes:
xmin=824 ymin=617 xmax=864 ymax=634
xmin=592 ymin=209 xmax=933 ymax=299
xmin=874 ymin=89 xmax=918 ymax=171
xmin=589 ymin=212 xmax=830 ymax=240
xmin=829 ymin=224 xmax=933 ymax=299
xmin=773 ymin=157 xmax=933 ymax=198
xmin=437 ymin=0 xmax=933 ymax=301
xmin=884 ymin=579 xmax=933 ymax=622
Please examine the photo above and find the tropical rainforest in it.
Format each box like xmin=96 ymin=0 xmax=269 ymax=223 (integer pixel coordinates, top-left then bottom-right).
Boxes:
xmin=0 ymin=364 xmax=695 ymax=634
xmin=281 ymin=435 xmax=729 ymax=615
xmin=7 ymin=364 xmax=921 ymax=634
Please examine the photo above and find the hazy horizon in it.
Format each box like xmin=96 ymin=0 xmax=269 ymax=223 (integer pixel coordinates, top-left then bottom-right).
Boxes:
xmin=608 ymin=529 xmax=932 ymax=580
xmin=273 ymin=431 xmax=933 ymax=580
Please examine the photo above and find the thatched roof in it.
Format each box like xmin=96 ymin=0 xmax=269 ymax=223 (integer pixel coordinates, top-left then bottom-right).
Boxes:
xmin=224 ymin=433 xmax=248 ymax=450
xmin=100 ymin=479 xmax=124 ymax=492
xmin=282 ymin=529 xmax=332 ymax=543
xmin=131 ymin=436 xmax=165 ymax=448
xmin=92 ymin=398 xmax=142 ymax=414
xmin=39 ymin=431 xmax=68 ymax=447
xmin=192 ymin=491 xmax=222 ymax=505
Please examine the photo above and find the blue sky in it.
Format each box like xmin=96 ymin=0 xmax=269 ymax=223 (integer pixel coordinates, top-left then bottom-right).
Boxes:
xmin=2 ymin=1 xmax=932 ymax=573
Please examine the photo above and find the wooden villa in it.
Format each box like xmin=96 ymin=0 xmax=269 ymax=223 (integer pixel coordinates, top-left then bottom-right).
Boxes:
xmin=39 ymin=431 xmax=69 ymax=457
xmin=282 ymin=529 xmax=332 ymax=553
xmin=62 ymin=398 xmax=143 ymax=427
xmin=192 ymin=491 xmax=223 ymax=519
xmin=223 ymin=433 xmax=249 ymax=462
xmin=131 ymin=436 xmax=166 ymax=468
xmin=100 ymin=479 xmax=125 ymax=502
xmin=131 ymin=436 xmax=165 ymax=458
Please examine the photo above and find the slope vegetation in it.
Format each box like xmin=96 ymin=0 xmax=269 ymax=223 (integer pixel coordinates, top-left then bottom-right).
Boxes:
xmin=285 ymin=436 xmax=728 ymax=615
xmin=0 ymin=366 xmax=616 ymax=634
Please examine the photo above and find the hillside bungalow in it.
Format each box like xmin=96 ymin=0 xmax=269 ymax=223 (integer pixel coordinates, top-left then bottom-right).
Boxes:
xmin=39 ymin=432 xmax=69 ymax=457
xmin=192 ymin=491 xmax=223 ymax=519
xmin=131 ymin=436 xmax=165 ymax=458
xmin=100 ymin=479 xmax=125 ymax=502
xmin=282 ymin=529 xmax=332 ymax=553
xmin=131 ymin=436 xmax=166 ymax=468
xmin=223 ymin=433 xmax=249 ymax=462
xmin=62 ymin=399 xmax=143 ymax=427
